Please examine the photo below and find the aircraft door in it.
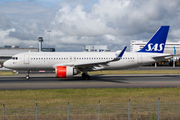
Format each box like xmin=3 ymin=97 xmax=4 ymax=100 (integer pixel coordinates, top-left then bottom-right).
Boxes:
xmin=137 ymin=54 xmax=142 ymax=64
xmin=24 ymin=54 xmax=29 ymax=64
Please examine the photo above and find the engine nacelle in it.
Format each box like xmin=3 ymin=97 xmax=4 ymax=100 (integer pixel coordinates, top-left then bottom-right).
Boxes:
xmin=56 ymin=66 xmax=78 ymax=78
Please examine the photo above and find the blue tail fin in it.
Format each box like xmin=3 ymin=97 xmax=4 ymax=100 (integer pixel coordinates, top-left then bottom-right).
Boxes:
xmin=138 ymin=26 xmax=170 ymax=53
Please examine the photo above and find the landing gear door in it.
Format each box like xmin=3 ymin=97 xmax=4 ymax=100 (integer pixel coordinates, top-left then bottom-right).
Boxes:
xmin=24 ymin=54 xmax=29 ymax=64
xmin=137 ymin=54 xmax=142 ymax=64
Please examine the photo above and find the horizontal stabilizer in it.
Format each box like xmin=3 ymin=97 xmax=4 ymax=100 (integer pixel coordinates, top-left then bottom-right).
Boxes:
xmin=152 ymin=54 xmax=173 ymax=58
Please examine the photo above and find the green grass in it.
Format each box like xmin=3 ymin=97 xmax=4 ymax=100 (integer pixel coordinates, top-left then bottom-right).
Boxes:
xmin=1 ymin=70 xmax=180 ymax=119
xmin=0 ymin=71 xmax=15 ymax=75
xmin=89 ymin=70 xmax=180 ymax=74
xmin=0 ymin=88 xmax=180 ymax=108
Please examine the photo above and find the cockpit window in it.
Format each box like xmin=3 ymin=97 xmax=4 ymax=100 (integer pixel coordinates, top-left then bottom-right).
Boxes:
xmin=12 ymin=57 xmax=18 ymax=60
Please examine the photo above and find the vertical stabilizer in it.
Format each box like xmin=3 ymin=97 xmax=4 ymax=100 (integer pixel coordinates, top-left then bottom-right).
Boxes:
xmin=138 ymin=26 xmax=170 ymax=53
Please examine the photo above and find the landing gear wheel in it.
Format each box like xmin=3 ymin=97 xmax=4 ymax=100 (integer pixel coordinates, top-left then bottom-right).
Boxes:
xmin=82 ymin=73 xmax=90 ymax=80
xmin=26 ymin=71 xmax=30 ymax=80
xmin=82 ymin=73 xmax=86 ymax=79
xmin=26 ymin=75 xmax=30 ymax=80
xmin=86 ymin=75 xmax=90 ymax=80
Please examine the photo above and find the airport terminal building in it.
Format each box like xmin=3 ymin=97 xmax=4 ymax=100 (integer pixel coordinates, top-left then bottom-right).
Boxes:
xmin=84 ymin=45 xmax=114 ymax=52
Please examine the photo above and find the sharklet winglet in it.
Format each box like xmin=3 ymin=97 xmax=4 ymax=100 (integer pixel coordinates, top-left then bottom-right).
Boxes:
xmin=114 ymin=46 xmax=127 ymax=60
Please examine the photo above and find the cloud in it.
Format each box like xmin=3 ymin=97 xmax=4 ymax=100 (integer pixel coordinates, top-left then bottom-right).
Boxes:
xmin=0 ymin=28 xmax=38 ymax=48
xmin=0 ymin=0 xmax=180 ymax=52
xmin=48 ymin=0 xmax=180 ymax=51
xmin=51 ymin=5 xmax=115 ymax=36
xmin=0 ymin=28 xmax=16 ymax=40
xmin=0 ymin=1 xmax=58 ymax=47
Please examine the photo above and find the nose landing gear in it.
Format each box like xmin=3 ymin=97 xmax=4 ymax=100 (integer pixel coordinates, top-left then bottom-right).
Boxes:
xmin=26 ymin=71 xmax=30 ymax=80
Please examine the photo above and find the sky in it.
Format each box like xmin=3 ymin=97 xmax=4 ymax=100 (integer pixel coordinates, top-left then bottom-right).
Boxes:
xmin=0 ymin=0 xmax=180 ymax=52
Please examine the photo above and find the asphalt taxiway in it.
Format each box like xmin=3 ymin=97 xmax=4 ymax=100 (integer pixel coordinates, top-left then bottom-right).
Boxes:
xmin=0 ymin=73 xmax=180 ymax=90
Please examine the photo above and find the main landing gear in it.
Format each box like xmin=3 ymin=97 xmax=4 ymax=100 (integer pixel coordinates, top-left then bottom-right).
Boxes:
xmin=82 ymin=70 xmax=90 ymax=80
xmin=26 ymin=71 xmax=30 ymax=80
xmin=82 ymin=73 xmax=90 ymax=80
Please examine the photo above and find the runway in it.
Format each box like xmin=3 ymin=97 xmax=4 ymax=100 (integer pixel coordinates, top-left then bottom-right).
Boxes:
xmin=0 ymin=73 xmax=180 ymax=90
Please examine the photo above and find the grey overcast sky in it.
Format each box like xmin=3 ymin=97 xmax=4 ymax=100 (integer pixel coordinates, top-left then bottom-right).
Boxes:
xmin=0 ymin=0 xmax=180 ymax=51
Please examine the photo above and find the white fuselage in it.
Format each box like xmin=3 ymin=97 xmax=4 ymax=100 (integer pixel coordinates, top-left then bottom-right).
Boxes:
xmin=4 ymin=51 xmax=170 ymax=71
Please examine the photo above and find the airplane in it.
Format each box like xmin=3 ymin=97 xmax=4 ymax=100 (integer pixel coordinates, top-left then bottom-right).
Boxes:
xmin=3 ymin=26 xmax=173 ymax=80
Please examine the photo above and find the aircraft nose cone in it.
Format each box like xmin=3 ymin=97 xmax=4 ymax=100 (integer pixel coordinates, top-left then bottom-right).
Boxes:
xmin=3 ymin=61 xmax=9 ymax=68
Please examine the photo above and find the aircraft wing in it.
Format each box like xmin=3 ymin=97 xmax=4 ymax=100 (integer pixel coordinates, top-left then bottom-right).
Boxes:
xmin=75 ymin=46 xmax=127 ymax=66
xmin=53 ymin=46 xmax=127 ymax=70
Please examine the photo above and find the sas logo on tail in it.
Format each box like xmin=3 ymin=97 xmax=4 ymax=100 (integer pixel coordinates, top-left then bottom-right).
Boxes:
xmin=145 ymin=43 xmax=164 ymax=51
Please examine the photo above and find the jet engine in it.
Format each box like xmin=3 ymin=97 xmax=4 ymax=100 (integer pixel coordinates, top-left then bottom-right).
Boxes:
xmin=56 ymin=66 xmax=78 ymax=78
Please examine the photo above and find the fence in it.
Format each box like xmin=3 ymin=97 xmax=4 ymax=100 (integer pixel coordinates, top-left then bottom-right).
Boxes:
xmin=1 ymin=99 xmax=180 ymax=120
